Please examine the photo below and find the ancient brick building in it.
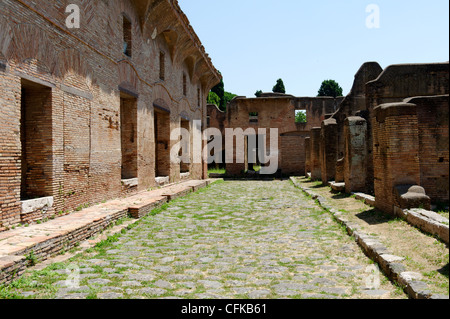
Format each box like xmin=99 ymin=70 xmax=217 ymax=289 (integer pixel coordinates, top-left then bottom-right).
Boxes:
xmin=312 ymin=61 xmax=449 ymax=215
xmin=0 ymin=0 xmax=221 ymax=230
xmin=207 ymin=61 xmax=448 ymax=216
xmin=207 ymin=93 xmax=343 ymax=176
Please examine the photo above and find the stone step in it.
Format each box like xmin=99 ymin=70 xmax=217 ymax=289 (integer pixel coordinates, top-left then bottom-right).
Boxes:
xmin=128 ymin=196 xmax=167 ymax=219
xmin=329 ymin=182 xmax=345 ymax=192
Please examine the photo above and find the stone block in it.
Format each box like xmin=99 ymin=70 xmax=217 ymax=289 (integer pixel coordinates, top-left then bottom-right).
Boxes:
xmin=394 ymin=185 xmax=431 ymax=211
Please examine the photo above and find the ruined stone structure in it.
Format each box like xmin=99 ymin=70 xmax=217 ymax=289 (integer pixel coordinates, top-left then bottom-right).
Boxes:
xmin=0 ymin=0 xmax=221 ymax=230
xmin=207 ymin=94 xmax=343 ymax=177
xmin=1 ymin=0 xmax=448 ymax=231
xmin=312 ymin=62 xmax=449 ymax=215
xmin=207 ymin=60 xmax=448 ymax=217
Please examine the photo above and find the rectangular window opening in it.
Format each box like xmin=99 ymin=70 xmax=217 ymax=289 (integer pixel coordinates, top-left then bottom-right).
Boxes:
xmin=123 ymin=16 xmax=132 ymax=57
xmin=249 ymin=112 xmax=258 ymax=124
xmin=159 ymin=51 xmax=165 ymax=81
xmin=295 ymin=110 xmax=307 ymax=123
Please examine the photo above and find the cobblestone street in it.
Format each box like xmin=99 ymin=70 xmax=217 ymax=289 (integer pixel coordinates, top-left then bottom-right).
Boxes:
xmin=5 ymin=180 xmax=405 ymax=299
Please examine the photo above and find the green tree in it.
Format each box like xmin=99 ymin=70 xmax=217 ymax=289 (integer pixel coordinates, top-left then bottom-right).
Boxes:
xmin=295 ymin=110 xmax=307 ymax=123
xmin=223 ymin=91 xmax=237 ymax=107
xmin=317 ymin=79 xmax=343 ymax=98
xmin=211 ymin=78 xmax=224 ymax=101
xmin=211 ymin=71 xmax=226 ymax=110
xmin=209 ymin=71 xmax=238 ymax=111
xmin=207 ymin=91 xmax=220 ymax=106
xmin=255 ymin=90 xmax=263 ymax=97
xmin=272 ymin=79 xmax=286 ymax=94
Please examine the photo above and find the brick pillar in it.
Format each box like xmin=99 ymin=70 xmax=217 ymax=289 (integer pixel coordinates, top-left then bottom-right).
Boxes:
xmin=409 ymin=95 xmax=449 ymax=203
xmin=304 ymin=137 xmax=311 ymax=174
xmin=225 ymin=130 xmax=246 ymax=176
xmin=344 ymin=116 xmax=367 ymax=194
xmin=335 ymin=158 xmax=344 ymax=183
xmin=373 ymin=103 xmax=423 ymax=215
xmin=310 ymin=127 xmax=321 ymax=181
xmin=0 ymin=72 xmax=21 ymax=229
xmin=320 ymin=118 xmax=338 ymax=184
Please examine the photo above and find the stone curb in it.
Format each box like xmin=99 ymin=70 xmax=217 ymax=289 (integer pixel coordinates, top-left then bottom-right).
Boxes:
xmin=396 ymin=208 xmax=449 ymax=245
xmin=352 ymin=193 xmax=376 ymax=207
xmin=290 ymin=177 xmax=447 ymax=300
xmin=0 ymin=179 xmax=222 ymax=286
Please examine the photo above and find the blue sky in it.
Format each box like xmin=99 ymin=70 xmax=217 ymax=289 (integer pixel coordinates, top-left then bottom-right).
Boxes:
xmin=178 ymin=0 xmax=449 ymax=97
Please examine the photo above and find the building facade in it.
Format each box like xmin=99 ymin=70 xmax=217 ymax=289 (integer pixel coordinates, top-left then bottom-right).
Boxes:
xmin=0 ymin=0 xmax=221 ymax=230
xmin=207 ymin=93 xmax=343 ymax=177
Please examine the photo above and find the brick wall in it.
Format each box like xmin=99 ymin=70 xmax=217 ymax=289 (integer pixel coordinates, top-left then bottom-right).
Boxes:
xmin=310 ymin=128 xmax=322 ymax=181
xmin=335 ymin=158 xmax=344 ymax=183
xmin=331 ymin=62 xmax=383 ymax=157
xmin=280 ymin=134 xmax=305 ymax=175
xmin=0 ymin=65 xmax=21 ymax=230
xmin=0 ymin=0 xmax=221 ymax=229
xmin=373 ymin=103 xmax=421 ymax=214
xmin=365 ymin=62 xmax=449 ymax=193
xmin=62 ymin=89 xmax=91 ymax=210
xmin=208 ymin=96 xmax=340 ymax=176
xmin=304 ymin=137 xmax=311 ymax=174
xmin=407 ymin=95 xmax=449 ymax=203
xmin=320 ymin=118 xmax=338 ymax=184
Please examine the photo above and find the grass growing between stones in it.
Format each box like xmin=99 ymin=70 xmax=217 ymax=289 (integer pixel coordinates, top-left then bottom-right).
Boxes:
xmin=293 ymin=176 xmax=449 ymax=297
xmin=2 ymin=180 xmax=408 ymax=299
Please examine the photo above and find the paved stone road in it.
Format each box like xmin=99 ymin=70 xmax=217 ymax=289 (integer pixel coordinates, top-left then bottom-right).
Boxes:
xmin=11 ymin=180 xmax=405 ymax=299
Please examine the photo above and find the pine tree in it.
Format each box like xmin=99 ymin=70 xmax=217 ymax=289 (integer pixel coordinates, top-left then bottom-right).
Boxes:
xmin=317 ymin=80 xmax=343 ymax=98
xmin=272 ymin=79 xmax=286 ymax=94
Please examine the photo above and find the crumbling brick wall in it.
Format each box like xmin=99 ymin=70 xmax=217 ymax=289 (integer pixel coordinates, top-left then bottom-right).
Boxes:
xmin=281 ymin=134 xmax=306 ymax=175
xmin=211 ymin=96 xmax=340 ymax=176
xmin=407 ymin=95 xmax=449 ymax=203
xmin=331 ymin=62 xmax=383 ymax=159
xmin=373 ymin=102 xmax=423 ymax=214
xmin=365 ymin=62 xmax=449 ymax=193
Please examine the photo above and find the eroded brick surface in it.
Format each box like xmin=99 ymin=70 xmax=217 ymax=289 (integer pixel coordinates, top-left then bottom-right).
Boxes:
xmin=0 ymin=0 xmax=221 ymax=229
